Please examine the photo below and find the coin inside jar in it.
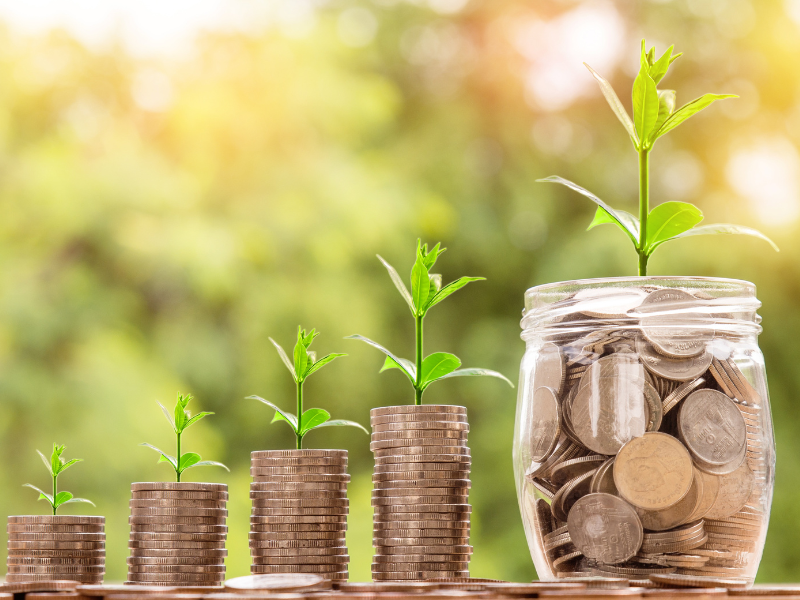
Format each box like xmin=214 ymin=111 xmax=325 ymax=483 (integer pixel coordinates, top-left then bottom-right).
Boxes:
xmin=533 ymin=343 xmax=566 ymax=395
xmin=614 ymin=432 xmax=693 ymax=511
xmin=634 ymin=466 xmax=703 ymax=531
xmin=636 ymin=337 xmax=713 ymax=382
xmin=703 ymin=461 xmax=755 ymax=520
xmin=637 ymin=289 xmax=713 ymax=359
xmin=571 ymin=376 xmax=647 ymax=456
xmin=529 ymin=387 xmax=562 ymax=463
xmin=678 ymin=389 xmax=747 ymax=472
xmin=567 ymin=493 xmax=643 ymax=564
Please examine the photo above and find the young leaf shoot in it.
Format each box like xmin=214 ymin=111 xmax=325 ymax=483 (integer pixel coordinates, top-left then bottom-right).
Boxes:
xmin=141 ymin=393 xmax=228 ymax=482
xmin=348 ymin=240 xmax=514 ymax=405
xmin=24 ymin=444 xmax=95 ymax=516
xmin=539 ymin=40 xmax=778 ymax=275
xmin=249 ymin=327 xmax=368 ymax=450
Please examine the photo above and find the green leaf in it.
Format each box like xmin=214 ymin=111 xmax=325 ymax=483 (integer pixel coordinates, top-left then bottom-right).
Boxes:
xmin=652 ymin=93 xmax=737 ymax=140
xmin=644 ymin=202 xmax=704 ymax=254
xmin=269 ymin=337 xmax=297 ymax=382
xmin=377 ymin=254 xmax=414 ymax=313
xmin=248 ymin=395 xmax=299 ymax=432
xmin=24 ymin=484 xmax=54 ymax=507
xmin=419 ymin=241 xmax=444 ymax=269
xmin=191 ymin=460 xmax=229 ymax=471
xmin=648 ymin=45 xmax=674 ymax=84
xmin=584 ymin=63 xmax=638 ymax=146
xmin=178 ymin=452 xmax=202 ymax=472
xmin=439 ymin=368 xmax=515 ymax=387
xmin=293 ymin=332 xmax=310 ymax=382
xmin=157 ymin=401 xmax=176 ymax=432
xmin=632 ymin=65 xmax=659 ymax=144
xmin=380 ymin=355 xmax=417 ymax=384
xmin=652 ymin=90 xmax=676 ymax=139
xmin=315 ymin=419 xmax=369 ymax=435
xmin=53 ymin=491 xmax=73 ymax=508
xmin=410 ymin=252 xmax=430 ymax=314
xmin=58 ymin=458 xmax=82 ymax=475
xmin=37 ymin=450 xmax=53 ymax=476
xmin=426 ymin=276 xmax=485 ymax=311
xmin=655 ymin=223 xmax=779 ymax=253
xmin=299 ymin=408 xmax=330 ymax=435
xmin=61 ymin=497 xmax=95 ymax=507
xmin=304 ymin=353 xmax=346 ymax=379
xmin=140 ymin=443 xmax=178 ymax=471
xmin=419 ymin=352 xmax=461 ymax=389
xmin=185 ymin=411 xmax=213 ymax=430
xmin=587 ymin=206 xmax=641 ymax=243
xmin=538 ymin=176 xmax=640 ymax=246
xmin=51 ymin=444 xmax=63 ymax=477
xmin=345 ymin=335 xmax=416 ymax=381
xmin=174 ymin=400 xmax=188 ymax=433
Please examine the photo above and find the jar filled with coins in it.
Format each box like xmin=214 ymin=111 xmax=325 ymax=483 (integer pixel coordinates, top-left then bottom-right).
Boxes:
xmin=513 ymin=277 xmax=774 ymax=584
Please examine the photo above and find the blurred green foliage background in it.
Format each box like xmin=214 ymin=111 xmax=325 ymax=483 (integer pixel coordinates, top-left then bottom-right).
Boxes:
xmin=0 ymin=0 xmax=798 ymax=583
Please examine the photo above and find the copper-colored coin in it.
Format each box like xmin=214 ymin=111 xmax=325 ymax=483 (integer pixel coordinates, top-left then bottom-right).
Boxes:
xmin=635 ymin=468 xmax=702 ymax=531
xmin=372 ymin=471 xmax=469 ymax=483
xmin=248 ymin=508 xmax=347 ymax=517
xmin=372 ymin=488 xmax=468 ymax=498
xmin=372 ymin=478 xmax=471 ymax=489
xmin=374 ymin=529 xmax=468 ymax=539
xmin=529 ymin=386 xmax=562 ymax=463
xmin=567 ymin=493 xmax=643 ymax=564
xmin=251 ymin=555 xmax=348 ymax=566
xmin=372 ymin=504 xmax=471 ymax=513
xmin=371 ymin=571 xmax=469 ymax=581
xmin=224 ymin=573 xmax=329 ymax=592
xmin=704 ymin=462 xmax=755 ymax=519
xmin=129 ymin=548 xmax=226 ymax=557
xmin=571 ymin=376 xmax=647 ymax=455
xmin=9 ymin=516 xmax=104 ymax=525
xmin=589 ymin=457 xmax=618 ymax=495
xmin=551 ymin=470 xmax=596 ymax=522
xmin=8 ymin=541 xmax=104 ymax=550
xmin=373 ymin=520 xmax=470 ymax=530
xmin=245 ymin=515 xmax=346 ymax=524
xmin=638 ymin=289 xmax=711 ymax=358
xmin=550 ymin=456 xmax=606 ymax=488
xmin=372 ymin=447 xmax=471 ymax=458
xmin=371 ymin=413 xmax=468 ymax=425
xmin=129 ymin=508 xmax=228 ymax=517
xmin=130 ymin=491 xmax=228 ymax=500
xmin=251 ymin=481 xmax=346 ymax=491
xmin=686 ymin=469 xmax=720 ymax=522
xmin=248 ymin=546 xmax=347 ymax=555
xmin=678 ymin=389 xmax=746 ymax=471
xmin=131 ymin=483 xmax=226 ymax=493
xmin=128 ymin=499 xmax=227 ymax=509
xmin=372 ymin=496 xmax=468 ymax=506
xmin=126 ymin=573 xmax=223 ymax=583
xmin=373 ymin=512 xmax=470 ymax=522
xmin=252 ymin=449 xmax=347 ymax=459
xmin=662 ymin=378 xmax=706 ymax=415
xmin=11 ymin=550 xmax=105 ymax=559
xmin=648 ymin=573 xmax=747 ymax=589
xmin=614 ymin=432 xmax=693 ymax=511
xmin=7 ymin=532 xmax=105 ymax=541
xmin=249 ymin=563 xmax=345 ymax=573
xmin=643 ymin=381 xmax=663 ymax=432
xmin=251 ymin=499 xmax=348 ymax=508
xmin=127 ymin=532 xmax=227 ymax=542
xmin=7 ymin=524 xmax=105 ymax=533
xmin=374 ymin=462 xmax=470 ymax=473
xmin=249 ymin=538 xmax=343 ymax=549
xmin=7 ymin=557 xmax=104 ymax=566
xmin=6 ymin=565 xmax=105 ymax=574
xmin=370 ymin=440 xmax=468 ymax=451
xmin=249 ymin=522 xmax=344 ymax=532
xmin=371 ymin=429 xmax=468 ymax=441
xmin=637 ymin=338 xmax=712 ymax=382
xmin=370 ymin=405 xmax=466 ymax=417
xmin=372 ymin=421 xmax=470 ymax=433
xmin=374 ymin=544 xmax=472 ymax=554
xmin=371 ymin=562 xmax=468 ymax=572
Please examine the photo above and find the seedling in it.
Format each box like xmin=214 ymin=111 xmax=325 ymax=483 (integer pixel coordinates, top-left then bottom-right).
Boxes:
xmin=347 ymin=240 xmax=513 ymax=405
xmin=24 ymin=444 xmax=94 ymax=516
xmin=141 ymin=392 xmax=228 ymax=482
xmin=249 ymin=327 xmax=368 ymax=450
xmin=539 ymin=40 xmax=778 ymax=275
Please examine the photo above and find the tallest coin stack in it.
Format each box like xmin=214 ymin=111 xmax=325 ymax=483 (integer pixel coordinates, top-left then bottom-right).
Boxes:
xmin=370 ymin=405 xmax=472 ymax=581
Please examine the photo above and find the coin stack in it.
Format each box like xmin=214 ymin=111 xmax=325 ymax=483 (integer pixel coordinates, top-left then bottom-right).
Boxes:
xmin=250 ymin=450 xmax=350 ymax=582
xmin=126 ymin=482 xmax=227 ymax=586
xmin=6 ymin=515 xmax=105 ymax=583
xmin=370 ymin=405 xmax=472 ymax=581
xmin=522 ymin=287 xmax=771 ymax=582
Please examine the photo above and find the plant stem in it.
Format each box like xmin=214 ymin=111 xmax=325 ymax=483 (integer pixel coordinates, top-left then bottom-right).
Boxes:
xmin=176 ymin=431 xmax=181 ymax=483
xmin=414 ymin=314 xmax=423 ymax=405
xmin=52 ymin=472 xmax=57 ymax=516
xmin=638 ymin=148 xmax=650 ymax=276
xmin=296 ymin=380 xmax=304 ymax=450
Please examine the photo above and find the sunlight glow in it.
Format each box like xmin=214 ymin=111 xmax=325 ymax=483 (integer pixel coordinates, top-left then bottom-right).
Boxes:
xmin=726 ymin=137 xmax=800 ymax=226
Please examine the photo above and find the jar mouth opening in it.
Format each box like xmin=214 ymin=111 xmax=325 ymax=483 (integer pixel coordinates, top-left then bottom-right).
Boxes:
xmin=521 ymin=276 xmax=762 ymax=339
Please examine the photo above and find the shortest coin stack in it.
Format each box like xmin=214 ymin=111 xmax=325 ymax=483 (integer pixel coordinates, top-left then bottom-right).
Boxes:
xmin=7 ymin=515 xmax=105 ymax=583
xmin=371 ymin=405 xmax=472 ymax=581
xmin=126 ymin=482 xmax=227 ymax=586
xmin=250 ymin=449 xmax=350 ymax=582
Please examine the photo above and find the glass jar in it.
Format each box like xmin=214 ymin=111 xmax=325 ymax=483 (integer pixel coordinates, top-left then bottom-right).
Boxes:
xmin=513 ymin=277 xmax=774 ymax=583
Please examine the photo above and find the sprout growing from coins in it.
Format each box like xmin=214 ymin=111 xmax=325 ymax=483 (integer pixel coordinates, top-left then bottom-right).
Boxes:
xmin=141 ymin=392 xmax=229 ymax=482
xmin=24 ymin=444 xmax=95 ymax=515
xmin=249 ymin=326 xmax=368 ymax=450
xmin=538 ymin=40 xmax=778 ymax=276
xmin=347 ymin=240 xmax=513 ymax=405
